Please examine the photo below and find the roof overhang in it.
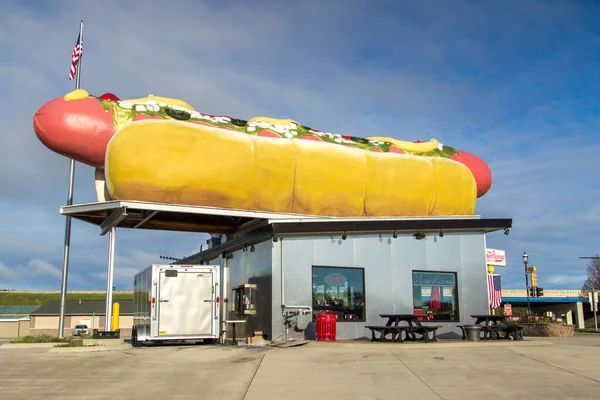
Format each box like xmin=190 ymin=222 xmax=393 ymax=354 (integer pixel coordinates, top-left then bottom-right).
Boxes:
xmin=60 ymin=200 xmax=512 ymax=264
xmin=60 ymin=200 xmax=511 ymax=237
xmin=269 ymin=217 xmax=512 ymax=236
xmin=181 ymin=216 xmax=513 ymax=264
xmin=60 ymin=200 xmax=323 ymax=235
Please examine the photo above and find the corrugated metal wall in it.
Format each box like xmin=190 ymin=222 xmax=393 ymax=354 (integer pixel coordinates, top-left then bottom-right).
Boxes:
xmin=271 ymin=231 xmax=489 ymax=340
xmin=212 ymin=240 xmax=273 ymax=341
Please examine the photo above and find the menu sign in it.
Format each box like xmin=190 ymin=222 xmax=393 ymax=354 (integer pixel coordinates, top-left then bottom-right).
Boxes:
xmin=324 ymin=273 xmax=347 ymax=287
xmin=486 ymin=248 xmax=506 ymax=267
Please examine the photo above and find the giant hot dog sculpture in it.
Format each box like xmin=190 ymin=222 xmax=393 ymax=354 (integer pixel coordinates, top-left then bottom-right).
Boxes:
xmin=33 ymin=89 xmax=492 ymax=217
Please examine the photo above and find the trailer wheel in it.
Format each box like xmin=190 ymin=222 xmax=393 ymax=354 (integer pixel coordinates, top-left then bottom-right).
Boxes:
xmin=131 ymin=327 xmax=141 ymax=347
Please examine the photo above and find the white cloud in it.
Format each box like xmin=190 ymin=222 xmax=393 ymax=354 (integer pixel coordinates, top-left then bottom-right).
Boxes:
xmin=545 ymin=274 xmax=588 ymax=286
xmin=0 ymin=0 xmax=598 ymax=291
xmin=0 ymin=261 xmax=15 ymax=279
xmin=0 ymin=258 xmax=90 ymax=289
xmin=91 ymin=267 xmax=143 ymax=288
xmin=24 ymin=259 xmax=62 ymax=279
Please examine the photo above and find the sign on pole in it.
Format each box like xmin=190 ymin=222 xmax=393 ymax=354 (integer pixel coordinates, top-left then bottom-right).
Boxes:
xmin=589 ymin=291 xmax=598 ymax=312
xmin=486 ymin=248 xmax=507 ymax=267
xmin=589 ymin=290 xmax=598 ymax=331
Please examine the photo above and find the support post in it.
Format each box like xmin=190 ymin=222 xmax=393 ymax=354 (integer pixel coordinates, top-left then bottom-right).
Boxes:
xmin=593 ymin=290 xmax=598 ymax=331
xmin=104 ymin=227 xmax=116 ymax=331
xmin=523 ymin=257 xmax=531 ymax=317
xmin=576 ymin=302 xmax=585 ymax=329
xmin=220 ymin=253 xmax=228 ymax=344
xmin=58 ymin=19 xmax=84 ymax=338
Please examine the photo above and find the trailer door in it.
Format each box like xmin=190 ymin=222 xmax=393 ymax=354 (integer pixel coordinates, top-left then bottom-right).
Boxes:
xmin=157 ymin=269 xmax=215 ymax=337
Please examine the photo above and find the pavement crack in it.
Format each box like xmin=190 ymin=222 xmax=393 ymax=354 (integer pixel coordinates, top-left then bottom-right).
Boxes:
xmin=241 ymin=354 xmax=265 ymax=400
xmin=389 ymin=350 xmax=444 ymax=399
xmin=503 ymin=347 xmax=600 ymax=384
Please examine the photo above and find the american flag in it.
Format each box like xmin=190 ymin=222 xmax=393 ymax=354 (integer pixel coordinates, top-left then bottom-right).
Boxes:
xmin=69 ymin=32 xmax=83 ymax=80
xmin=488 ymin=274 xmax=502 ymax=309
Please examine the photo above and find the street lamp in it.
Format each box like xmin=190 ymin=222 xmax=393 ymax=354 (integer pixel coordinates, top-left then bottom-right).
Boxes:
xmin=523 ymin=252 xmax=532 ymax=316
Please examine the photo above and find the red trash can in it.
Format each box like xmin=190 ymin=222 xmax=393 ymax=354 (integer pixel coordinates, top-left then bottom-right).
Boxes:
xmin=315 ymin=310 xmax=336 ymax=341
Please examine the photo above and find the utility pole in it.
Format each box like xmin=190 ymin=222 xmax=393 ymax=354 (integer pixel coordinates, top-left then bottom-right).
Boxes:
xmin=579 ymin=256 xmax=600 ymax=330
xmin=523 ymin=252 xmax=532 ymax=317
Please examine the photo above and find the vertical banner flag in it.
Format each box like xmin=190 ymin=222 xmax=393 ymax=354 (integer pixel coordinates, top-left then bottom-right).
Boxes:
xmin=69 ymin=32 xmax=83 ymax=80
xmin=429 ymin=286 xmax=442 ymax=311
xmin=488 ymin=274 xmax=502 ymax=309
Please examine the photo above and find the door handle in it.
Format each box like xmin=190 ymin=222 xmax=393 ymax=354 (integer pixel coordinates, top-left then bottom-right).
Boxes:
xmin=160 ymin=300 xmax=169 ymax=303
xmin=204 ymin=299 xmax=215 ymax=303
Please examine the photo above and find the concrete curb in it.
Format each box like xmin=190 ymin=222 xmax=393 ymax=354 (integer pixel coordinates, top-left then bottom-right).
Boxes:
xmin=76 ymin=338 xmax=126 ymax=347
xmin=48 ymin=344 xmax=132 ymax=353
xmin=1 ymin=343 xmax=60 ymax=349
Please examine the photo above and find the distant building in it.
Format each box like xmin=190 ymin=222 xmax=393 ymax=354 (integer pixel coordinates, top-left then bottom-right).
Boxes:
xmin=0 ymin=306 xmax=38 ymax=338
xmin=29 ymin=300 xmax=133 ymax=337
xmin=501 ymin=289 xmax=591 ymax=328
xmin=0 ymin=300 xmax=133 ymax=339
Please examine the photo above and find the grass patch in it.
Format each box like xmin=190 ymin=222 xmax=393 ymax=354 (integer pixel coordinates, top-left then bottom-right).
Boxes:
xmin=54 ymin=343 xmax=101 ymax=348
xmin=11 ymin=335 xmax=64 ymax=343
xmin=0 ymin=291 xmax=133 ymax=306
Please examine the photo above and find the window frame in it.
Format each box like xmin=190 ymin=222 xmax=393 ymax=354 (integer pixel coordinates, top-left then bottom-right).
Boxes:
xmin=311 ymin=265 xmax=367 ymax=323
xmin=411 ymin=270 xmax=460 ymax=322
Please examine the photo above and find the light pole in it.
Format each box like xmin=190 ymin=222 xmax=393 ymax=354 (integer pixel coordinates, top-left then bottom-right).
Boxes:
xmin=523 ymin=252 xmax=532 ymax=317
xmin=579 ymin=256 xmax=599 ymax=331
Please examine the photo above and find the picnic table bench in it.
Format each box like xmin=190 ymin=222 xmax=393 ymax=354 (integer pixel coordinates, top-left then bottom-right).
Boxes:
xmin=366 ymin=314 xmax=441 ymax=343
xmin=469 ymin=314 xmax=524 ymax=341
xmin=364 ymin=325 xmax=409 ymax=342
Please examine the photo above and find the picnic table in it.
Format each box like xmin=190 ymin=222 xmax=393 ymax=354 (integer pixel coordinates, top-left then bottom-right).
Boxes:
xmin=467 ymin=314 xmax=523 ymax=340
xmin=365 ymin=314 xmax=441 ymax=343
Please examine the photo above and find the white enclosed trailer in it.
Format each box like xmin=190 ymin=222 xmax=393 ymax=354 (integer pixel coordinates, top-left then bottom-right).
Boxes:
xmin=131 ymin=264 xmax=220 ymax=346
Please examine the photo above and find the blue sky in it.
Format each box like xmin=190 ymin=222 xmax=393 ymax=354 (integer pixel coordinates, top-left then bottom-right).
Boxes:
xmin=0 ymin=0 xmax=598 ymax=291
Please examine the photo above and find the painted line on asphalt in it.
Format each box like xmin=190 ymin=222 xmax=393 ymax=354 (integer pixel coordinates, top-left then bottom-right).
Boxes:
xmin=390 ymin=349 xmax=444 ymax=399
xmin=503 ymin=347 xmax=600 ymax=384
xmin=242 ymin=354 xmax=266 ymax=400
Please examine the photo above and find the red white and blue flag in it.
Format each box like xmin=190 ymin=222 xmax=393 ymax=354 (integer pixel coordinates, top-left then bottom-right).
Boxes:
xmin=488 ymin=274 xmax=502 ymax=309
xmin=69 ymin=32 xmax=83 ymax=80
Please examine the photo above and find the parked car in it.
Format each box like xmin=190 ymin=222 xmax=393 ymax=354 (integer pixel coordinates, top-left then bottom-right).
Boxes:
xmin=73 ymin=324 xmax=90 ymax=336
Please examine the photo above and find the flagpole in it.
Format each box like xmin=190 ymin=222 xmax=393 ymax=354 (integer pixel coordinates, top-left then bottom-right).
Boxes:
xmin=58 ymin=19 xmax=83 ymax=339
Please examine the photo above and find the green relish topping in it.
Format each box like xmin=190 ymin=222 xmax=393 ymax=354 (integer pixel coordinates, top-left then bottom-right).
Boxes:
xmin=94 ymin=95 xmax=459 ymax=158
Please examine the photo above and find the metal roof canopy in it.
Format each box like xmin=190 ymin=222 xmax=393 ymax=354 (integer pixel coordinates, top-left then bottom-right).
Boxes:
xmin=59 ymin=199 xmax=511 ymax=333
xmin=180 ymin=215 xmax=513 ymax=264
xmin=60 ymin=200 xmax=325 ymax=235
xmin=59 ymin=200 xmax=511 ymax=237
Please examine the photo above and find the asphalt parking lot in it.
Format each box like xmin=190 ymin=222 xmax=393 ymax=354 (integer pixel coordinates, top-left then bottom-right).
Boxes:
xmin=1 ymin=335 xmax=599 ymax=400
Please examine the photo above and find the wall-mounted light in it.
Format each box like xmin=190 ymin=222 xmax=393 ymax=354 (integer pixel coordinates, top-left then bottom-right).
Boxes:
xmin=504 ymin=228 xmax=510 ymax=236
xmin=439 ymin=229 xmax=444 ymax=237
xmin=342 ymin=232 xmax=347 ymax=240
xmin=272 ymin=236 xmax=278 ymax=243
xmin=413 ymin=233 xmax=426 ymax=240
xmin=243 ymin=244 xmax=248 ymax=251
xmin=250 ymin=245 xmax=255 ymax=252
xmin=392 ymin=230 xmax=398 ymax=239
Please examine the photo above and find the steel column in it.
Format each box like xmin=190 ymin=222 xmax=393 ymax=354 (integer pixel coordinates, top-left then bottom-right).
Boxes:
xmin=104 ymin=227 xmax=116 ymax=331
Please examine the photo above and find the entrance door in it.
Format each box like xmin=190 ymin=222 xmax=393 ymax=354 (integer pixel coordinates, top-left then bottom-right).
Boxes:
xmin=157 ymin=270 xmax=215 ymax=337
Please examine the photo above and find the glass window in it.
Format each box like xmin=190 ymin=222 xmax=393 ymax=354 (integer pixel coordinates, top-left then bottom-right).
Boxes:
xmin=412 ymin=271 xmax=459 ymax=321
xmin=312 ymin=266 xmax=365 ymax=322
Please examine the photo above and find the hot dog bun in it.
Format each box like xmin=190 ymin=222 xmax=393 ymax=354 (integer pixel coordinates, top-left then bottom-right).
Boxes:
xmin=105 ymin=119 xmax=477 ymax=217
xmin=33 ymin=89 xmax=493 ymax=201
